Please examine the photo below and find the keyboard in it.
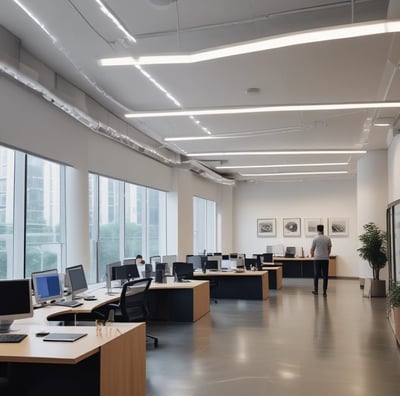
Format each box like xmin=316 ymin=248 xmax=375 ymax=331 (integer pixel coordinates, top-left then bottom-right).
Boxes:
xmin=52 ymin=300 xmax=83 ymax=308
xmin=0 ymin=333 xmax=28 ymax=343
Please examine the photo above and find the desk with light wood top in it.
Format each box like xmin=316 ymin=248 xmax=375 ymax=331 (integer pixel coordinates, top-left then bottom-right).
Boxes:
xmin=32 ymin=280 xmax=210 ymax=324
xmin=193 ymin=270 xmax=269 ymax=300
xmin=0 ymin=323 xmax=146 ymax=396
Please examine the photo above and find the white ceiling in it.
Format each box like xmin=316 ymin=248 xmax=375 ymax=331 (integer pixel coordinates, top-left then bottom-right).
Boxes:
xmin=0 ymin=0 xmax=399 ymax=183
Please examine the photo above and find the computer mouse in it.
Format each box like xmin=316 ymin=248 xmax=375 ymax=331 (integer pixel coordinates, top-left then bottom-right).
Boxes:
xmin=84 ymin=296 xmax=97 ymax=301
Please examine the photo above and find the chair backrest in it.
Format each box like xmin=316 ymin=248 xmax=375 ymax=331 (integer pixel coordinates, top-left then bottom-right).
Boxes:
xmin=119 ymin=278 xmax=152 ymax=322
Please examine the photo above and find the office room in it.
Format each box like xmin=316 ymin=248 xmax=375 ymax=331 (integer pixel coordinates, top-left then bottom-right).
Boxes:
xmin=1 ymin=1 xmax=400 ymax=395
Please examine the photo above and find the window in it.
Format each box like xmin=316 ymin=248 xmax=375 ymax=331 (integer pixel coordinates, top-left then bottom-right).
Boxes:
xmin=89 ymin=174 xmax=167 ymax=282
xmin=0 ymin=145 xmax=66 ymax=279
xmin=0 ymin=147 xmax=14 ymax=279
xmin=193 ymin=197 xmax=216 ymax=255
xmin=25 ymin=156 xmax=64 ymax=276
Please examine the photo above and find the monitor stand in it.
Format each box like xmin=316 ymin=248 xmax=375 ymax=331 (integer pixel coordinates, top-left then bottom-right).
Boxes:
xmin=0 ymin=320 xmax=13 ymax=333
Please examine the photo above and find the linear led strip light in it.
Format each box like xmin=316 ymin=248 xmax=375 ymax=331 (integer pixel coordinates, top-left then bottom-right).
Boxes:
xmin=216 ymin=162 xmax=348 ymax=169
xmin=125 ymin=102 xmax=400 ymax=118
xmin=100 ymin=19 xmax=400 ymax=66
xmin=186 ymin=150 xmax=366 ymax=157
xmin=240 ymin=171 xmax=349 ymax=177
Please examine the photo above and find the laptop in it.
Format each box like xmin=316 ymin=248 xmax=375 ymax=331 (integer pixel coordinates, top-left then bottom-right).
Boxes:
xmin=43 ymin=332 xmax=87 ymax=342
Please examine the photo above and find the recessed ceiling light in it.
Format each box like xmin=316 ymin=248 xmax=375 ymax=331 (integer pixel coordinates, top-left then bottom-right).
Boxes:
xmin=99 ymin=19 xmax=400 ymax=66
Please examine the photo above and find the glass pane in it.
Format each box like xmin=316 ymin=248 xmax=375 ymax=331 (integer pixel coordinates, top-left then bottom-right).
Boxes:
xmin=148 ymin=188 xmax=166 ymax=257
xmin=193 ymin=197 xmax=206 ymax=254
xmin=0 ymin=147 xmax=14 ymax=279
xmin=125 ymin=183 xmax=145 ymax=258
xmin=25 ymin=156 xmax=62 ymax=276
xmin=88 ymin=174 xmax=98 ymax=283
xmin=206 ymin=200 xmax=216 ymax=253
xmin=193 ymin=197 xmax=216 ymax=255
xmin=98 ymin=176 xmax=121 ymax=281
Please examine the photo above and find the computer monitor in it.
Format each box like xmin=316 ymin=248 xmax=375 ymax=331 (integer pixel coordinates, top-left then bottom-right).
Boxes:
xmin=31 ymin=268 xmax=57 ymax=292
xmin=186 ymin=255 xmax=205 ymax=270
xmin=150 ymin=256 xmax=162 ymax=269
xmin=263 ymin=253 xmax=273 ymax=263
xmin=285 ymin=247 xmax=296 ymax=258
xmin=245 ymin=258 xmax=257 ymax=270
xmin=105 ymin=261 xmax=121 ymax=292
xmin=32 ymin=272 xmax=63 ymax=305
xmin=206 ymin=260 xmax=219 ymax=271
xmin=0 ymin=279 xmax=33 ymax=333
xmin=65 ymin=264 xmax=88 ymax=299
xmin=207 ymin=255 xmax=221 ymax=270
xmin=112 ymin=263 xmax=140 ymax=283
xmin=172 ymin=262 xmax=194 ymax=281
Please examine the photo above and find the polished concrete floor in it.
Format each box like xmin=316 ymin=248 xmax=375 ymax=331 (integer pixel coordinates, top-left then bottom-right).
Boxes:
xmin=146 ymin=279 xmax=400 ymax=396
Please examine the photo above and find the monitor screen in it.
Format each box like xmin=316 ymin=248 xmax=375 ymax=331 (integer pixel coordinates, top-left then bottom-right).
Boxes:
xmin=207 ymin=255 xmax=221 ymax=270
xmin=65 ymin=264 xmax=88 ymax=299
xmin=32 ymin=272 xmax=63 ymax=304
xmin=113 ymin=264 xmax=139 ymax=282
xmin=206 ymin=260 xmax=219 ymax=270
xmin=172 ymin=262 xmax=194 ymax=281
xmin=150 ymin=256 xmax=161 ymax=267
xmin=186 ymin=255 xmax=202 ymax=270
xmin=31 ymin=268 xmax=57 ymax=291
xmin=0 ymin=279 xmax=33 ymax=332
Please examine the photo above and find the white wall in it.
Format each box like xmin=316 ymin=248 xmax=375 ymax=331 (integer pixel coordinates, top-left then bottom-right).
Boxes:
xmin=233 ymin=179 xmax=358 ymax=277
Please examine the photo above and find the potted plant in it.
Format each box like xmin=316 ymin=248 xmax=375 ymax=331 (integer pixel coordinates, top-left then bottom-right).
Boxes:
xmin=388 ymin=283 xmax=400 ymax=344
xmin=357 ymin=222 xmax=387 ymax=297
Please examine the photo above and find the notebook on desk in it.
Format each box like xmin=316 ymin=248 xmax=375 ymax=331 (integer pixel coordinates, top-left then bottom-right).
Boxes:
xmin=43 ymin=333 xmax=87 ymax=342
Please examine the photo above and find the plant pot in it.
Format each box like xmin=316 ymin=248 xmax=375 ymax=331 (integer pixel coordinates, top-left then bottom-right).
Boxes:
xmin=370 ymin=279 xmax=386 ymax=297
xmin=394 ymin=307 xmax=400 ymax=345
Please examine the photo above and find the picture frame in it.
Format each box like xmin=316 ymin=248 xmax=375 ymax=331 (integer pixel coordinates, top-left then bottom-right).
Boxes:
xmin=328 ymin=217 xmax=349 ymax=236
xmin=304 ymin=218 xmax=323 ymax=237
xmin=257 ymin=218 xmax=276 ymax=237
xmin=283 ymin=218 xmax=301 ymax=237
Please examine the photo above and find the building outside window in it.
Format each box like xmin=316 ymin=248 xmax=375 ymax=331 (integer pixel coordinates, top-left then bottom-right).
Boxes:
xmin=193 ymin=196 xmax=216 ymax=255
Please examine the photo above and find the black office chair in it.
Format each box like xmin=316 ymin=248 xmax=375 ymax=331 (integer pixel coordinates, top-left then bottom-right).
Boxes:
xmin=99 ymin=278 xmax=158 ymax=347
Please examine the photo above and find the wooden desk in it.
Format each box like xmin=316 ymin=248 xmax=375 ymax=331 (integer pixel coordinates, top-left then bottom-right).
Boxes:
xmin=148 ymin=279 xmax=210 ymax=322
xmin=30 ymin=281 xmax=210 ymax=324
xmin=193 ymin=271 xmax=269 ymax=300
xmin=272 ymin=257 xmax=336 ymax=278
xmin=0 ymin=323 xmax=145 ymax=396
xmin=261 ymin=266 xmax=283 ymax=289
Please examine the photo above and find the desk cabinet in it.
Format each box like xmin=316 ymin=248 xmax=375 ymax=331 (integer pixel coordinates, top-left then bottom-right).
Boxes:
xmin=272 ymin=257 xmax=336 ymax=278
xmin=193 ymin=271 xmax=269 ymax=300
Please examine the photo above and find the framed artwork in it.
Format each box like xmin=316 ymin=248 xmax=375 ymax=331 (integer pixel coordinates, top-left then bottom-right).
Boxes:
xmin=328 ymin=217 xmax=349 ymax=236
xmin=283 ymin=218 xmax=301 ymax=237
xmin=257 ymin=218 xmax=276 ymax=237
xmin=304 ymin=218 xmax=323 ymax=237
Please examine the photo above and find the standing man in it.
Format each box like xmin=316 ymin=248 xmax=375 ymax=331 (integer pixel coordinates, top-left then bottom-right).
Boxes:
xmin=310 ymin=224 xmax=332 ymax=297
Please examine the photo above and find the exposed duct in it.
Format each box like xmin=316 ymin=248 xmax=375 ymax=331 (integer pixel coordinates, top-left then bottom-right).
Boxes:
xmin=0 ymin=59 xmax=235 ymax=186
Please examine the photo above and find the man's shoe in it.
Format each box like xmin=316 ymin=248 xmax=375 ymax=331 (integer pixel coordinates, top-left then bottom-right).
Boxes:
xmin=323 ymin=292 xmax=327 ymax=297
xmin=312 ymin=291 xmax=318 ymax=295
